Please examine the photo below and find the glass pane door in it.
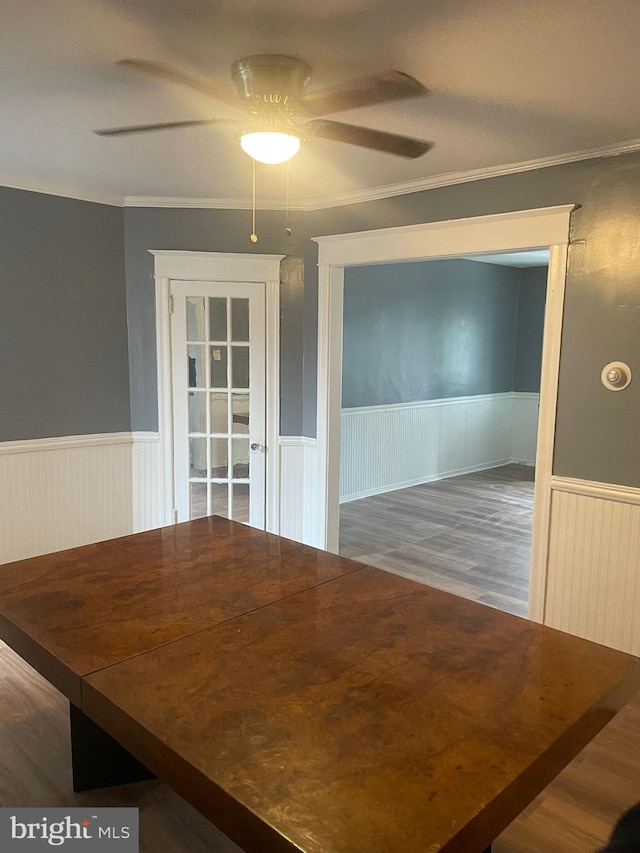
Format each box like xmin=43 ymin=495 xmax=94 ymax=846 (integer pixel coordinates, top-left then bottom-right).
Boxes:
xmin=171 ymin=281 xmax=265 ymax=527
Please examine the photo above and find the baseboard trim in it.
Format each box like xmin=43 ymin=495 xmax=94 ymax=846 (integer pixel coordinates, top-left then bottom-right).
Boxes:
xmin=339 ymin=459 xmax=515 ymax=503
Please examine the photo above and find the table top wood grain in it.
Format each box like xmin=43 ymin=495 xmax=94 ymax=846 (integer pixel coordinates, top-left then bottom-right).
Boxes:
xmin=81 ymin=563 xmax=640 ymax=853
xmin=0 ymin=517 xmax=360 ymax=704
xmin=1 ymin=519 xmax=639 ymax=852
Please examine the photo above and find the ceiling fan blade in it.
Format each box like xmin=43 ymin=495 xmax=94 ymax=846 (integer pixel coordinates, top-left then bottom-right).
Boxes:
xmin=94 ymin=118 xmax=239 ymax=137
xmin=296 ymin=70 xmax=427 ymax=117
xmin=117 ymin=59 xmax=240 ymax=107
xmin=304 ymin=119 xmax=432 ymax=159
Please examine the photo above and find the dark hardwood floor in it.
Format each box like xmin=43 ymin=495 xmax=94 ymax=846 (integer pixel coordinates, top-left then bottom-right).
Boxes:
xmin=340 ymin=463 xmax=535 ymax=616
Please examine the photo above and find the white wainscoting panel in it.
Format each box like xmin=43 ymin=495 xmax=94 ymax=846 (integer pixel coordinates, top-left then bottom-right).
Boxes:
xmin=279 ymin=438 xmax=305 ymax=543
xmin=340 ymin=393 xmax=537 ymax=503
xmin=511 ymin=392 xmax=540 ymax=465
xmin=544 ymin=481 xmax=640 ymax=655
xmin=0 ymin=433 xmax=134 ymax=565
xmin=303 ymin=438 xmax=323 ymax=549
xmin=132 ymin=432 xmax=163 ymax=532
xmin=279 ymin=437 xmax=321 ymax=547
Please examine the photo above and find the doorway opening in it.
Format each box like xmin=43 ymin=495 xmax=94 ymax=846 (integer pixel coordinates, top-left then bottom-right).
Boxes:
xmin=313 ymin=205 xmax=574 ymax=622
xmin=338 ymin=250 xmax=549 ymax=616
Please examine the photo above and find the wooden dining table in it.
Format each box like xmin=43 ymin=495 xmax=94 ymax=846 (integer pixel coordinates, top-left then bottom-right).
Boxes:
xmin=0 ymin=516 xmax=638 ymax=852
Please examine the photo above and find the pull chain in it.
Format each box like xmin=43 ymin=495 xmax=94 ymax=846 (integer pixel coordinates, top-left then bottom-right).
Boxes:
xmin=285 ymin=160 xmax=292 ymax=237
xmin=250 ymin=158 xmax=258 ymax=243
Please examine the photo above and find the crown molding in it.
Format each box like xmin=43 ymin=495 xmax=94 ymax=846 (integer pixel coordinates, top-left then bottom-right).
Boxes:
xmin=301 ymin=137 xmax=640 ymax=210
xmin=124 ymin=195 xmax=303 ymax=211
xmin=3 ymin=136 xmax=640 ymax=213
xmin=124 ymin=136 xmax=640 ymax=212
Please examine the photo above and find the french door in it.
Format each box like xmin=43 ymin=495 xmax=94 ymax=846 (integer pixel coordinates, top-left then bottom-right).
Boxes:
xmin=170 ymin=280 xmax=266 ymax=527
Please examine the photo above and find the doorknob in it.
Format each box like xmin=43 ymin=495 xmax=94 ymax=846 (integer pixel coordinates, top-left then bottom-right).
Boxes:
xmin=250 ymin=442 xmax=264 ymax=451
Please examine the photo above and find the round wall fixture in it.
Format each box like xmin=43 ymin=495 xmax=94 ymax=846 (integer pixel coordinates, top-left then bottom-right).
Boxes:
xmin=601 ymin=361 xmax=632 ymax=391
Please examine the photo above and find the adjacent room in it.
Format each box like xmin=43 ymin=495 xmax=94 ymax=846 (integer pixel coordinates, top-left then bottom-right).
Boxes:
xmin=339 ymin=253 xmax=549 ymax=616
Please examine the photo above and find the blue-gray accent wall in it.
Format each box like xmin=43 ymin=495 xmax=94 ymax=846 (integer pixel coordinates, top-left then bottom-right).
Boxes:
xmin=342 ymin=258 xmax=545 ymax=408
xmin=306 ymin=152 xmax=640 ymax=488
xmin=0 ymin=187 xmax=129 ymax=441
xmin=514 ymin=266 xmax=547 ymax=393
xmin=3 ymin=147 xmax=640 ymax=490
xmin=124 ymin=207 xmax=312 ymax=435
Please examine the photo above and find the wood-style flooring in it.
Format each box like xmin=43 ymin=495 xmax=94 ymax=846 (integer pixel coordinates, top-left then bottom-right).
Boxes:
xmin=1 ymin=640 xmax=639 ymax=852
xmin=340 ymin=463 xmax=535 ymax=616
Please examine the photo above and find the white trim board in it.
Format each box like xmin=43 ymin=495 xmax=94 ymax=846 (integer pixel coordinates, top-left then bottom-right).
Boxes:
xmin=279 ymin=436 xmax=317 ymax=447
xmin=550 ymin=476 xmax=640 ymax=506
xmin=0 ymin=430 xmax=158 ymax=452
xmin=127 ymin=197 xmax=305 ymax=211
xmin=151 ymin=251 xmax=283 ymax=533
xmin=313 ymin=205 xmax=573 ymax=627
xmin=341 ymin=391 xmax=526 ymax=412
xmin=314 ymin=205 xmax=574 ymax=266
xmin=0 ymin=432 xmax=134 ymax=455
xmin=151 ymin=251 xmax=283 ymax=282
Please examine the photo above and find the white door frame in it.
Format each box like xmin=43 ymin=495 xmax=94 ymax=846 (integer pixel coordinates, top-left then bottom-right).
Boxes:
xmin=152 ymin=251 xmax=283 ymax=534
xmin=313 ymin=204 xmax=575 ymax=622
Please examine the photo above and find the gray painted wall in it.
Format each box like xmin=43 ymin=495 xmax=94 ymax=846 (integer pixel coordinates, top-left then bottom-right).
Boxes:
xmin=342 ymin=259 xmax=522 ymax=407
xmin=9 ymin=148 xmax=630 ymax=489
xmin=0 ymin=187 xmax=129 ymax=441
xmin=514 ymin=266 xmax=547 ymax=393
xmin=124 ymin=207 xmax=312 ymax=435
xmin=307 ymin=152 xmax=640 ymax=487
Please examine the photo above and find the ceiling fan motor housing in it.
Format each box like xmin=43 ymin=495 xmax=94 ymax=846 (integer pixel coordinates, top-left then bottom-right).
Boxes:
xmin=231 ymin=55 xmax=312 ymax=104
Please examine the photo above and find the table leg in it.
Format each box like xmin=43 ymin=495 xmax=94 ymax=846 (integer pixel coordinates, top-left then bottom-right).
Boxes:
xmin=69 ymin=703 xmax=156 ymax=792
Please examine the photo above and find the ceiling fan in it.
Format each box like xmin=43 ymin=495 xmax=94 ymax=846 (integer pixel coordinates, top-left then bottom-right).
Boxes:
xmin=95 ymin=54 xmax=432 ymax=163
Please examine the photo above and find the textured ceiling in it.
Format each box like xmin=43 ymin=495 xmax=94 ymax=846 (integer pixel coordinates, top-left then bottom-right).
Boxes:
xmin=3 ymin=0 xmax=640 ymax=205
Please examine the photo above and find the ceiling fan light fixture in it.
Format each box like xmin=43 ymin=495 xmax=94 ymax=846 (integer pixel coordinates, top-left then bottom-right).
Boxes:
xmin=239 ymin=130 xmax=301 ymax=164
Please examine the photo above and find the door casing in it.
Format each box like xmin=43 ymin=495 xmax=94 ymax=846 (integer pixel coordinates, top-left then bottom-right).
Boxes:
xmin=152 ymin=250 xmax=283 ymax=533
xmin=312 ymin=205 xmax=575 ymax=623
